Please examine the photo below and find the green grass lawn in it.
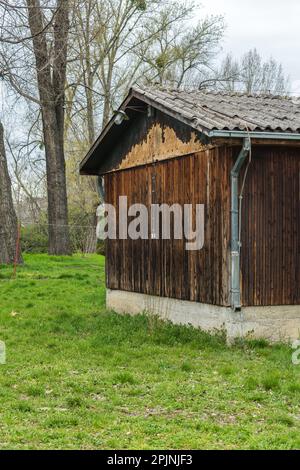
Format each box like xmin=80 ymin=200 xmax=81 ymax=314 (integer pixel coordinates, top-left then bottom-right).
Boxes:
xmin=0 ymin=254 xmax=299 ymax=450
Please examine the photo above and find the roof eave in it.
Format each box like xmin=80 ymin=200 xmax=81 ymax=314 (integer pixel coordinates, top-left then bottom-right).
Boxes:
xmin=79 ymin=89 xmax=135 ymax=174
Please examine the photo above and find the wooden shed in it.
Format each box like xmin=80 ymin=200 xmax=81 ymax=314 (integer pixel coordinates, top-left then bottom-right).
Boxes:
xmin=80 ymin=86 xmax=300 ymax=342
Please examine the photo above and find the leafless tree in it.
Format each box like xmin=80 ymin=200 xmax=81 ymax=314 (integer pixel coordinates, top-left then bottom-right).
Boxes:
xmin=209 ymin=49 xmax=289 ymax=94
xmin=66 ymin=0 xmax=224 ymax=146
xmin=0 ymin=120 xmax=22 ymax=264
xmin=134 ymin=8 xmax=224 ymax=89
xmin=63 ymin=0 xmax=224 ymax=246
xmin=8 ymin=134 xmax=46 ymax=223
xmin=0 ymin=0 xmax=71 ymax=255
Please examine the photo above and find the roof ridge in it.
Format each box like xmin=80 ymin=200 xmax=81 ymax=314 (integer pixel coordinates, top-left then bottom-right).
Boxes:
xmin=132 ymin=84 xmax=298 ymax=101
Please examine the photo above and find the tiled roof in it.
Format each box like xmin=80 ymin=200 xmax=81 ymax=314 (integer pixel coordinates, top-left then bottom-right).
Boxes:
xmin=132 ymin=86 xmax=300 ymax=134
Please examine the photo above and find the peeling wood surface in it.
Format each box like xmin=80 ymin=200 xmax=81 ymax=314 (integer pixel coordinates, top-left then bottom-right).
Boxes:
xmin=95 ymin=110 xmax=208 ymax=175
xmin=115 ymin=122 xmax=206 ymax=171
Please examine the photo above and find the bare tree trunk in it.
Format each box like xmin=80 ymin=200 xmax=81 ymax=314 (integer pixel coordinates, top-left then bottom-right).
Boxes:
xmin=102 ymin=55 xmax=115 ymax=128
xmin=42 ymin=107 xmax=71 ymax=255
xmin=0 ymin=122 xmax=22 ymax=265
xmin=27 ymin=0 xmax=71 ymax=255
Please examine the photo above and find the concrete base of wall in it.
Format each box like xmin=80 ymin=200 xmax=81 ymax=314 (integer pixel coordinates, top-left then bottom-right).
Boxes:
xmin=107 ymin=289 xmax=300 ymax=343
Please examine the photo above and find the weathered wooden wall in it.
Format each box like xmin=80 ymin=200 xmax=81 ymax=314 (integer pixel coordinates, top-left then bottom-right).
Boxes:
xmin=240 ymin=146 xmax=300 ymax=306
xmin=105 ymin=143 xmax=299 ymax=308
xmin=105 ymin=147 xmax=232 ymax=306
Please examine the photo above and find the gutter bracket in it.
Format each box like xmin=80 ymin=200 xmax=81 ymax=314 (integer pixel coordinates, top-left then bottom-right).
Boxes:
xmin=230 ymin=137 xmax=251 ymax=311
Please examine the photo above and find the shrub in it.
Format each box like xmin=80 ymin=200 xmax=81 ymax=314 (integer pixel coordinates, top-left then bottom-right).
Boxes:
xmin=21 ymin=224 xmax=48 ymax=254
xmin=20 ymin=209 xmax=103 ymax=255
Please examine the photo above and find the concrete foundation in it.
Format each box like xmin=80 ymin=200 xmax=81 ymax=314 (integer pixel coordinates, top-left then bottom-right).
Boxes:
xmin=107 ymin=289 xmax=300 ymax=343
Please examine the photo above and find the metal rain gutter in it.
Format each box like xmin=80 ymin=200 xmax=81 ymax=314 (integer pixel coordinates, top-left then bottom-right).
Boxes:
xmin=230 ymin=137 xmax=251 ymax=311
xmin=208 ymin=130 xmax=300 ymax=140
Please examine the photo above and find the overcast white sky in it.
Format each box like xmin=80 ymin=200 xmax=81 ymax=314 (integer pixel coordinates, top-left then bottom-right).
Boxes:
xmin=199 ymin=0 xmax=300 ymax=94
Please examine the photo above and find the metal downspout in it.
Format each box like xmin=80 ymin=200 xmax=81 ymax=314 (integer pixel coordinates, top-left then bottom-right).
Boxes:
xmin=231 ymin=137 xmax=251 ymax=311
